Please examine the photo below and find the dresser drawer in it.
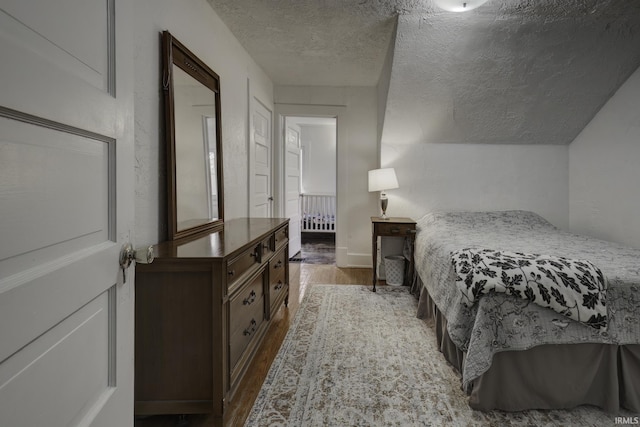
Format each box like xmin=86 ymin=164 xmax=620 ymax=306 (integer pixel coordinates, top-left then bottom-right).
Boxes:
xmin=267 ymin=247 xmax=287 ymax=318
xmin=269 ymin=273 xmax=287 ymax=312
xmin=229 ymin=271 xmax=265 ymax=337
xmin=227 ymin=243 xmax=261 ymax=292
xmin=229 ymin=300 xmax=265 ymax=371
xmin=274 ymin=226 xmax=288 ymax=249
xmin=374 ymin=222 xmax=416 ymax=237
xmin=269 ymin=247 xmax=286 ymax=278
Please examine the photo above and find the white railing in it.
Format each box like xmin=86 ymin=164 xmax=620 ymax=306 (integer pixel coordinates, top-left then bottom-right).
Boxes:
xmin=301 ymin=193 xmax=336 ymax=233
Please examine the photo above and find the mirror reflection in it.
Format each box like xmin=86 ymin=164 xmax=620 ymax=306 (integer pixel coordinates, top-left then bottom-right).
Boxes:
xmin=173 ymin=65 xmax=219 ymax=231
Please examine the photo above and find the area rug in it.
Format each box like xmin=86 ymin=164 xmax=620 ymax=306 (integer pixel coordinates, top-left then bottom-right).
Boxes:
xmin=245 ymin=285 xmax=624 ymax=426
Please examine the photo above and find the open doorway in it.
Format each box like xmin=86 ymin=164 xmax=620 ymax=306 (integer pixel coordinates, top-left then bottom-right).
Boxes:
xmin=284 ymin=116 xmax=337 ymax=264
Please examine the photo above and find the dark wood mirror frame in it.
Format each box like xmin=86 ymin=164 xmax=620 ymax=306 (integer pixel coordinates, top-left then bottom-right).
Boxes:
xmin=162 ymin=30 xmax=224 ymax=240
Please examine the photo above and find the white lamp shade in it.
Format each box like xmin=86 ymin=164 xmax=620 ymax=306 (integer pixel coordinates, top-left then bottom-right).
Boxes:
xmin=434 ymin=0 xmax=489 ymax=12
xmin=368 ymin=168 xmax=399 ymax=192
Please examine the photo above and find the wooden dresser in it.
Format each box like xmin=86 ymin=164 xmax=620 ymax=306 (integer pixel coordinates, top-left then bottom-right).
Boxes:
xmin=134 ymin=218 xmax=290 ymax=417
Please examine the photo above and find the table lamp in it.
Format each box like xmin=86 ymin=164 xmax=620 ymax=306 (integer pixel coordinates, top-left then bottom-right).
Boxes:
xmin=368 ymin=168 xmax=399 ymax=220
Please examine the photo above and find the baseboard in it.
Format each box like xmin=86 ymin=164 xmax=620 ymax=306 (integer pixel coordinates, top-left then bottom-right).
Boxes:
xmin=345 ymin=252 xmax=371 ymax=268
xmin=336 ymin=248 xmax=374 ymax=269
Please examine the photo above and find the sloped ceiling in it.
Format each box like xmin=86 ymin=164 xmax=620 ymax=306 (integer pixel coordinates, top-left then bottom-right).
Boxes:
xmin=383 ymin=1 xmax=640 ymax=145
xmin=208 ymin=0 xmax=640 ymax=145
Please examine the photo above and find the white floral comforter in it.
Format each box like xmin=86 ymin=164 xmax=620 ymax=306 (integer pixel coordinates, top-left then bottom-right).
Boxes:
xmin=414 ymin=210 xmax=640 ymax=392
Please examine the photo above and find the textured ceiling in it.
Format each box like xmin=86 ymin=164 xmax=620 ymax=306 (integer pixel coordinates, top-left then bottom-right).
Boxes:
xmin=207 ymin=0 xmax=420 ymax=86
xmin=383 ymin=0 xmax=640 ymax=145
xmin=208 ymin=0 xmax=640 ymax=145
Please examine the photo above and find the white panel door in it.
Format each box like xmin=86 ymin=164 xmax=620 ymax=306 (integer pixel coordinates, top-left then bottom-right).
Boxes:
xmin=250 ymin=98 xmax=273 ymax=217
xmin=0 ymin=1 xmax=134 ymax=426
xmin=284 ymin=121 xmax=302 ymax=258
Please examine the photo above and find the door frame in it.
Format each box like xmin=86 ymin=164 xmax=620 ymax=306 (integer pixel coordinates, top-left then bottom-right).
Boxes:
xmin=273 ymin=104 xmax=346 ymax=267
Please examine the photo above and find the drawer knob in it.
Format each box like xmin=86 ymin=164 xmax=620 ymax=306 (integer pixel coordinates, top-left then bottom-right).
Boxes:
xmin=228 ymin=269 xmax=235 ymax=277
xmin=274 ymin=260 xmax=283 ymax=269
xmin=243 ymin=319 xmax=257 ymax=336
xmin=243 ymin=290 xmax=257 ymax=305
xmin=274 ymin=280 xmax=284 ymax=291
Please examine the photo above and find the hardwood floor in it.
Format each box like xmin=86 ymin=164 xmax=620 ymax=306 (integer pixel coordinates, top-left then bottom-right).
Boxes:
xmin=134 ymin=263 xmax=372 ymax=427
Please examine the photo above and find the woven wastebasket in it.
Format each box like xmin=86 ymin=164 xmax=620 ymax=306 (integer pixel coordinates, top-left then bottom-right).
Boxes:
xmin=384 ymin=255 xmax=405 ymax=286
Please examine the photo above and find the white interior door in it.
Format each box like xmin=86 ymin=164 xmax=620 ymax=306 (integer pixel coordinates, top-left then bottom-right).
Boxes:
xmin=249 ymin=97 xmax=273 ymax=217
xmin=284 ymin=121 xmax=303 ymax=258
xmin=0 ymin=1 xmax=134 ymax=426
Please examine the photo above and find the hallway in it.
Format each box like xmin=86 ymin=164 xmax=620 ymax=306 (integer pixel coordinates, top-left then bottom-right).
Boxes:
xmin=290 ymin=233 xmax=335 ymax=265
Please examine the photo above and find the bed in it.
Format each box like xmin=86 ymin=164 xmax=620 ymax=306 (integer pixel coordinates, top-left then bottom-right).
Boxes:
xmin=412 ymin=210 xmax=640 ymax=412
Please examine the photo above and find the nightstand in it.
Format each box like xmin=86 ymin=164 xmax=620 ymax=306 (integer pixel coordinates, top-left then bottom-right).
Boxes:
xmin=371 ymin=217 xmax=417 ymax=292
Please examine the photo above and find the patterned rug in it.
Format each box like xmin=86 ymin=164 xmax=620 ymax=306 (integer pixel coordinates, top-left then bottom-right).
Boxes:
xmin=245 ymin=285 xmax=623 ymax=426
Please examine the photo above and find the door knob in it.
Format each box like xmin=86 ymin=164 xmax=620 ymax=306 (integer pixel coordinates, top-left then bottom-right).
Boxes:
xmin=119 ymin=243 xmax=154 ymax=283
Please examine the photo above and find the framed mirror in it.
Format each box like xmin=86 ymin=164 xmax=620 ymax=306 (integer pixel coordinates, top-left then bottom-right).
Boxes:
xmin=162 ymin=31 xmax=224 ymax=240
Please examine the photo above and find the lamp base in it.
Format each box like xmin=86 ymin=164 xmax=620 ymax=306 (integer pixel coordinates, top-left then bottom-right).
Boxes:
xmin=379 ymin=193 xmax=390 ymax=220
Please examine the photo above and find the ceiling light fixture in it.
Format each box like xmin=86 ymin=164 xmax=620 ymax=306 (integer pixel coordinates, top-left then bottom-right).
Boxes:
xmin=434 ymin=0 xmax=489 ymax=12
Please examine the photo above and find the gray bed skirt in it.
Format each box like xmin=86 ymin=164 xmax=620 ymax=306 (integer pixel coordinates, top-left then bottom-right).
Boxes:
xmin=415 ymin=286 xmax=640 ymax=413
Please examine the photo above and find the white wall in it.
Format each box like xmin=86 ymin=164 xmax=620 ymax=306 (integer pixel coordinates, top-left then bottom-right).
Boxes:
xmin=134 ymin=0 xmax=273 ymax=245
xmin=300 ymin=124 xmax=337 ymax=195
xmin=380 ymin=142 xmax=569 ymax=229
xmin=275 ymin=86 xmax=378 ymax=267
xmin=569 ymin=66 xmax=640 ymax=248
